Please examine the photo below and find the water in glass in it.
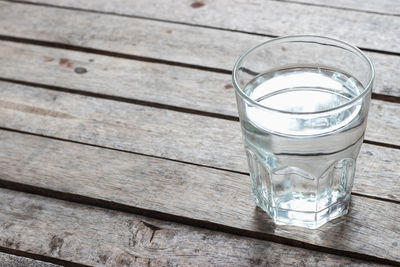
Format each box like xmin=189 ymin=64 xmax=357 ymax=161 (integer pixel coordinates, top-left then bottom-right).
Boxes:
xmin=242 ymin=66 xmax=367 ymax=228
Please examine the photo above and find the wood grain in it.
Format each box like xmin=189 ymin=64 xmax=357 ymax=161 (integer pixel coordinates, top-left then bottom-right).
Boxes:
xmin=0 ymin=1 xmax=398 ymax=265
xmin=0 ymin=81 xmax=399 ymax=199
xmin=0 ymin=130 xmax=399 ymax=263
xmin=1 ymin=3 xmax=400 ymax=98
xmin=0 ymin=252 xmax=60 ymax=267
xmin=279 ymin=0 xmax=400 ymax=15
xmin=0 ymin=41 xmax=237 ymax=118
xmin=0 ymin=47 xmax=399 ymax=147
xmin=11 ymin=0 xmax=400 ymax=54
xmin=0 ymin=188 xmax=382 ymax=266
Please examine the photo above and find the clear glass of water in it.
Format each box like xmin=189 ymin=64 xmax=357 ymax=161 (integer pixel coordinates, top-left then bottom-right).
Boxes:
xmin=232 ymin=35 xmax=374 ymax=229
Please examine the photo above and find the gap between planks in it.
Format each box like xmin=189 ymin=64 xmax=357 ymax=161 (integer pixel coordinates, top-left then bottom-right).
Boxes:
xmin=0 ymin=1 xmax=398 ymax=266
xmin=10 ymin=0 xmax=400 ymax=18
xmin=2 ymin=0 xmax=400 ymax=58
xmin=0 ymin=77 xmax=239 ymax=122
xmin=0 ymin=182 xmax=396 ymax=266
xmin=0 ymin=77 xmax=399 ymax=153
xmin=1 ymin=81 xmax=398 ymax=205
xmin=1 ymin=2 xmax=400 ymax=99
xmin=0 ymin=247 xmax=88 ymax=267
xmin=364 ymin=140 xmax=400 ymax=151
xmin=0 ymin=187 xmax=388 ymax=266
xmin=0 ymin=125 xmax=247 ymax=176
xmin=0 ymin=0 xmax=281 ymax=41
xmin=0 ymin=36 xmax=399 ymax=105
xmin=1 ymin=77 xmax=400 ymax=157
xmin=0 ymin=130 xmax=398 ymax=266
xmin=0 ymin=126 xmax=399 ymax=207
xmin=0 ymin=35 xmax=231 ymax=75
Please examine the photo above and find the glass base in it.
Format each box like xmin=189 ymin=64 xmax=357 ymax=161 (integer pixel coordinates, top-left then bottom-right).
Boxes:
xmin=254 ymin=192 xmax=351 ymax=229
xmin=245 ymin=145 xmax=356 ymax=229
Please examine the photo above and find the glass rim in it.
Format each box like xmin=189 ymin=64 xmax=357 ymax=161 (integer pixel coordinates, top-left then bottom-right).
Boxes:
xmin=232 ymin=34 xmax=375 ymax=115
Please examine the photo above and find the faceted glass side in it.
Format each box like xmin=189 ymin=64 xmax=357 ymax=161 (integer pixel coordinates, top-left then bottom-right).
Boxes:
xmin=246 ymin=146 xmax=356 ymax=229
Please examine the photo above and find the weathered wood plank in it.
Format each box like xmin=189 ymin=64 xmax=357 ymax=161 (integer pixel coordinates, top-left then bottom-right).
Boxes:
xmin=0 ymin=1 xmax=397 ymax=264
xmin=356 ymin=146 xmax=400 ymax=201
xmin=279 ymin=0 xmax=400 ymax=16
xmin=0 ymin=3 xmax=400 ymax=98
xmin=0 ymin=81 xmax=244 ymax=172
xmin=0 ymin=45 xmax=398 ymax=147
xmin=0 ymin=81 xmax=399 ymax=200
xmin=0 ymin=188 xmax=382 ymax=266
xmin=0 ymin=252 xmax=60 ymax=267
xmin=0 ymin=130 xmax=399 ymax=263
xmin=0 ymin=41 xmax=237 ymax=117
xmin=367 ymin=101 xmax=400 ymax=146
xmin=11 ymin=0 xmax=400 ymax=54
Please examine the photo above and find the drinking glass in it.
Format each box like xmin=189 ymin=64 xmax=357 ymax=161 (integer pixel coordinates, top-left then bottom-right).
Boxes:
xmin=232 ymin=35 xmax=374 ymax=229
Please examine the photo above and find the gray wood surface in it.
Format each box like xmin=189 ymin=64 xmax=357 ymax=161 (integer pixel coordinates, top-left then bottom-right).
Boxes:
xmin=279 ymin=0 xmax=400 ymax=15
xmin=1 ymin=3 xmax=400 ymax=98
xmin=0 ymin=53 xmax=398 ymax=145
xmin=0 ymin=80 xmax=398 ymax=174
xmin=0 ymin=41 xmax=398 ymax=120
xmin=0 ymin=130 xmax=399 ymax=263
xmin=0 ymin=252 xmax=60 ymax=267
xmin=0 ymin=41 xmax=237 ymax=117
xmin=11 ymin=0 xmax=400 ymax=54
xmin=0 ymin=81 xmax=399 ymax=201
xmin=1 ymin=1 xmax=399 ymax=265
xmin=0 ymin=188 xmax=381 ymax=267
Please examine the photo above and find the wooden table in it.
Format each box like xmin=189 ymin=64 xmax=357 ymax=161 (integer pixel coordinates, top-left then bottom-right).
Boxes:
xmin=0 ymin=0 xmax=399 ymax=266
